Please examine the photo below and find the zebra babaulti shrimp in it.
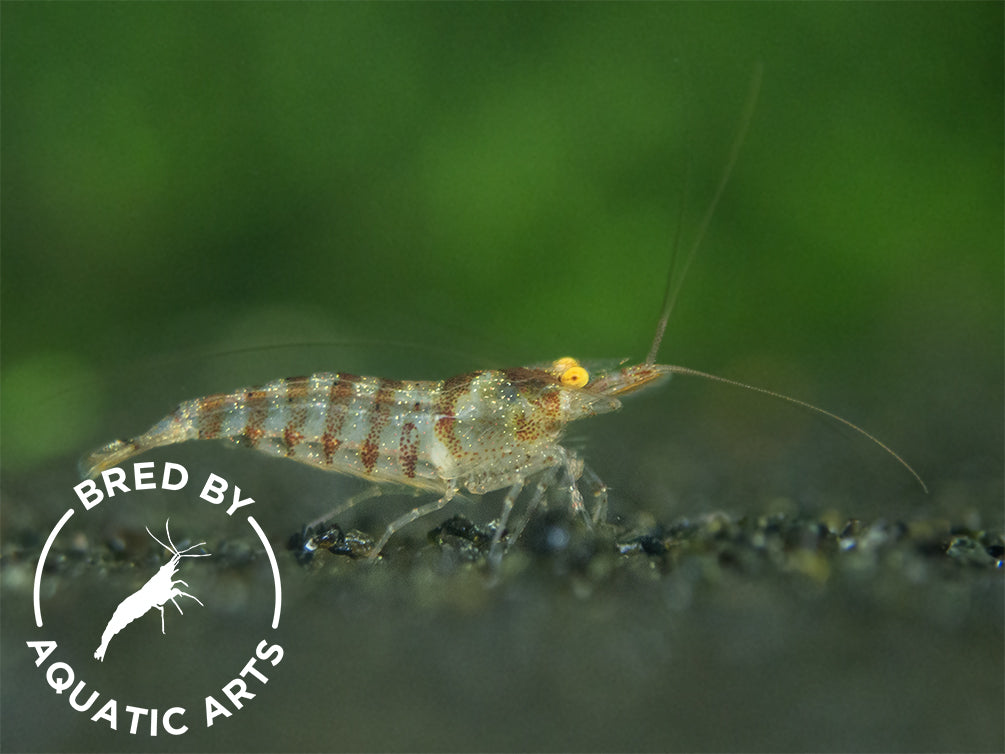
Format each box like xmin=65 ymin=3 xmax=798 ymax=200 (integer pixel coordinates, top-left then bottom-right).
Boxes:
xmin=80 ymin=361 xmax=674 ymax=561
xmin=79 ymin=355 xmax=926 ymax=561
xmin=79 ymin=66 xmax=926 ymax=563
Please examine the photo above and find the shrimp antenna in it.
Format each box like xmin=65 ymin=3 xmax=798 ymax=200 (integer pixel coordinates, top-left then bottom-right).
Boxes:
xmin=642 ymin=67 xmax=925 ymax=492
xmin=146 ymin=519 xmax=174 ymax=554
xmin=665 ymin=365 xmax=928 ymax=493
xmin=145 ymin=519 xmax=209 ymax=557
xmin=646 ymin=62 xmax=763 ymax=365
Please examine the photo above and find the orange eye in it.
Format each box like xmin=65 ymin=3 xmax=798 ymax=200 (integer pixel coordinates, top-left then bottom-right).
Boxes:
xmin=560 ymin=365 xmax=589 ymax=388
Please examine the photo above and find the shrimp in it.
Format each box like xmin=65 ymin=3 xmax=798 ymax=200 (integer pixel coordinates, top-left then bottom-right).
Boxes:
xmin=79 ymin=67 xmax=925 ymax=563
xmin=93 ymin=520 xmax=209 ymax=661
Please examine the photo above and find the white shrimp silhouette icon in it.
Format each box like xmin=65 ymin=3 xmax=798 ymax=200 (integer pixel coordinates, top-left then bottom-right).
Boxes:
xmin=94 ymin=520 xmax=210 ymax=662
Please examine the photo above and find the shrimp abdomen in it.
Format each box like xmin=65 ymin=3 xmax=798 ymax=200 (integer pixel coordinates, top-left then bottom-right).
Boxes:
xmin=82 ymin=373 xmax=450 ymax=490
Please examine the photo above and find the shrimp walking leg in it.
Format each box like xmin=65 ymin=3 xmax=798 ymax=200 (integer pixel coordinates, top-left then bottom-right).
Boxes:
xmin=560 ymin=452 xmax=590 ymax=527
xmin=507 ymin=468 xmax=559 ymax=550
xmin=582 ymin=465 xmax=609 ymax=525
xmin=306 ymin=484 xmax=386 ymax=532
xmin=488 ymin=467 xmax=560 ymax=568
xmin=369 ymin=487 xmax=457 ymax=559
xmin=487 ymin=479 xmax=524 ymax=566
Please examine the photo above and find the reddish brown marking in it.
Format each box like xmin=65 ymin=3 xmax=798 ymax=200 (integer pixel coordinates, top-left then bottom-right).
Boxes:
xmin=502 ymin=367 xmax=554 ymax=386
xmin=435 ymin=374 xmax=470 ymax=417
xmin=322 ymin=433 xmax=340 ymax=461
xmin=442 ymin=371 xmax=478 ymax=394
xmin=539 ymin=391 xmax=560 ymax=416
xmin=284 ymin=376 xmax=310 ymax=398
xmin=359 ymin=378 xmax=397 ymax=473
xmin=330 ymin=378 xmax=356 ymax=403
xmin=323 ymin=378 xmax=355 ymax=463
xmin=242 ymin=388 xmax=269 ymax=448
xmin=514 ymin=413 xmax=538 ymax=443
xmin=243 ymin=426 xmax=265 ymax=446
xmin=196 ymin=393 xmax=230 ymax=439
xmin=284 ymin=377 xmax=311 ymax=437
xmin=284 ymin=376 xmax=310 ymax=409
xmin=283 ymin=424 xmax=304 ymax=455
xmin=399 ymin=422 xmax=419 ymax=479
xmin=435 ymin=416 xmax=463 ymax=460
xmin=377 ymin=378 xmax=405 ymax=395
xmin=537 ymin=391 xmax=562 ymax=435
xmin=433 ymin=374 xmax=470 ymax=462
xmin=360 ymin=440 xmax=379 ymax=474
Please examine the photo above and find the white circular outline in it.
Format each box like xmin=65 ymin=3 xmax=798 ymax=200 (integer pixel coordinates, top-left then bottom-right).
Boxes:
xmin=34 ymin=504 xmax=283 ymax=630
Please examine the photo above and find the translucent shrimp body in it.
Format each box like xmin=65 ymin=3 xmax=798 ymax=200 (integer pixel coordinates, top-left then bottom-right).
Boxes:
xmin=82 ymin=360 xmax=669 ymax=496
xmin=81 ymin=360 xmax=671 ymax=559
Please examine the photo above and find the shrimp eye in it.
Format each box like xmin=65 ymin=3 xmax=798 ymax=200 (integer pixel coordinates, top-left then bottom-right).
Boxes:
xmin=552 ymin=356 xmax=579 ymax=373
xmin=560 ymin=365 xmax=589 ymax=388
xmin=551 ymin=357 xmax=589 ymax=387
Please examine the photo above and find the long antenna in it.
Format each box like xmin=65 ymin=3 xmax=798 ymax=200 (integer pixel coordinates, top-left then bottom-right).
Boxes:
xmin=640 ymin=65 xmax=925 ymax=493
xmin=666 ymin=364 xmax=929 ymax=493
xmin=646 ymin=63 xmax=764 ymax=365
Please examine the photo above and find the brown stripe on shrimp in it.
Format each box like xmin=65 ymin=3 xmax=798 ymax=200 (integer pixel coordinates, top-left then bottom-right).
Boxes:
xmin=359 ymin=378 xmax=402 ymax=474
xmin=241 ymin=388 xmax=270 ymax=447
xmin=433 ymin=371 xmax=476 ymax=464
xmin=281 ymin=376 xmax=311 ymax=455
xmin=321 ymin=375 xmax=355 ymax=463
xmin=501 ymin=367 xmax=556 ymax=386
xmin=195 ymin=393 xmax=230 ymax=440
xmin=399 ymin=421 xmax=420 ymax=479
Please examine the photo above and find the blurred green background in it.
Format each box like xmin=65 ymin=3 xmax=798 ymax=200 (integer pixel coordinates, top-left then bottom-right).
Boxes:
xmin=4 ymin=2 xmax=1001 ymax=480
xmin=2 ymin=3 xmax=1002 ymax=753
